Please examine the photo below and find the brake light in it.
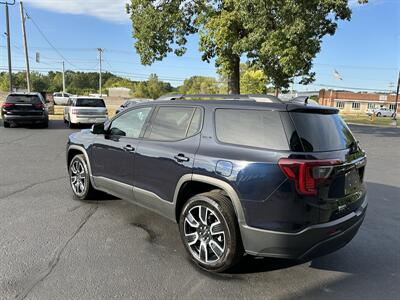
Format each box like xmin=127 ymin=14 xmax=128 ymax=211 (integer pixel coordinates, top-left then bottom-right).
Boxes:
xmin=71 ymin=108 xmax=78 ymax=115
xmin=2 ymin=103 xmax=14 ymax=109
xmin=278 ymin=159 xmax=342 ymax=196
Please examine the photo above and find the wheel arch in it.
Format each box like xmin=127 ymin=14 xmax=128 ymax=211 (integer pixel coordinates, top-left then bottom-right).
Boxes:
xmin=67 ymin=145 xmax=95 ymax=186
xmin=173 ymin=174 xmax=246 ymax=225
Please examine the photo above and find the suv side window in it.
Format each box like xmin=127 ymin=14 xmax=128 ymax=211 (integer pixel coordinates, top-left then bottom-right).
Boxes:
xmin=145 ymin=106 xmax=201 ymax=141
xmin=215 ymin=109 xmax=289 ymax=150
xmin=109 ymin=107 xmax=152 ymax=138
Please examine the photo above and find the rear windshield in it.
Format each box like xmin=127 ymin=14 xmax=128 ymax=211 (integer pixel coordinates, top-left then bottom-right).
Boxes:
xmin=6 ymin=95 xmax=41 ymax=104
xmin=215 ymin=109 xmax=289 ymax=150
xmin=290 ymin=112 xmax=356 ymax=152
xmin=75 ymin=98 xmax=105 ymax=107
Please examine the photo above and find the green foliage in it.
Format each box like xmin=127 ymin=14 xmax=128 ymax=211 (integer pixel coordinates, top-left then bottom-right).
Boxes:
xmin=179 ymin=76 xmax=220 ymax=94
xmin=0 ymin=71 xmax=174 ymax=98
xmin=133 ymin=74 xmax=174 ymax=99
xmin=240 ymin=65 xmax=267 ymax=94
xmin=127 ymin=0 xmax=367 ymax=93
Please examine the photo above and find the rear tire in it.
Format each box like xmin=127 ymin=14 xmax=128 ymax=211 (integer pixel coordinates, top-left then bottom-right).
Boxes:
xmin=179 ymin=190 xmax=244 ymax=273
xmin=68 ymin=116 xmax=74 ymax=129
xmin=376 ymin=112 xmax=381 ymax=117
xmin=3 ymin=121 xmax=10 ymax=128
xmin=69 ymin=154 xmax=98 ymax=201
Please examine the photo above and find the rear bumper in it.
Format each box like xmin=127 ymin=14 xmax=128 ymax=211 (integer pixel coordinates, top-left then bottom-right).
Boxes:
xmin=240 ymin=197 xmax=367 ymax=260
xmin=70 ymin=116 xmax=107 ymax=124
xmin=3 ymin=114 xmax=47 ymax=123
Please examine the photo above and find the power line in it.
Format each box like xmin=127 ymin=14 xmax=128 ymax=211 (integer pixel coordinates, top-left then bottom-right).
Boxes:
xmin=24 ymin=10 xmax=80 ymax=69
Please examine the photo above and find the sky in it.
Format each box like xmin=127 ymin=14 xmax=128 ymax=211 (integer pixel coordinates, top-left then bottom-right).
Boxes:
xmin=0 ymin=0 xmax=399 ymax=92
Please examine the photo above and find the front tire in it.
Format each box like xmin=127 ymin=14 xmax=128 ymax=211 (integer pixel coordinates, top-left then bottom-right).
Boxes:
xmin=68 ymin=116 xmax=74 ymax=128
xmin=69 ymin=154 xmax=97 ymax=200
xmin=376 ymin=112 xmax=381 ymax=117
xmin=179 ymin=191 xmax=244 ymax=272
xmin=3 ymin=121 xmax=10 ymax=128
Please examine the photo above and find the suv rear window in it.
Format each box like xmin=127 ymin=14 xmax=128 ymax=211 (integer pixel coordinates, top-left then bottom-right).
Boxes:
xmin=6 ymin=95 xmax=41 ymax=104
xmin=290 ymin=112 xmax=356 ymax=152
xmin=215 ymin=109 xmax=289 ymax=150
xmin=75 ymin=98 xmax=105 ymax=107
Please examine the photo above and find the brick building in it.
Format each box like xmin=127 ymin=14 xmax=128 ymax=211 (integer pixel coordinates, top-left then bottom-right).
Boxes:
xmin=319 ymin=90 xmax=399 ymax=115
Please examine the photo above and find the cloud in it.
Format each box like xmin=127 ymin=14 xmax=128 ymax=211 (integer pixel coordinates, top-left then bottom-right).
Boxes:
xmin=24 ymin=0 xmax=130 ymax=23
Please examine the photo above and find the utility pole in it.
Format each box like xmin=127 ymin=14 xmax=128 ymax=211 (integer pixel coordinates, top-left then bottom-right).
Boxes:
xmin=62 ymin=61 xmax=66 ymax=93
xmin=1 ymin=0 xmax=15 ymax=92
xmin=19 ymin=1 xmax=31 ymax=92
xmin=393 ymin=71 xmax=400 ymax=121
xmin=97 ymin=48 xmax=103 ymax=96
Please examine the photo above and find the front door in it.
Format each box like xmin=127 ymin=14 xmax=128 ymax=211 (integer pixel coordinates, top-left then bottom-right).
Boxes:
xmin=90 ymin=106 xmax=153 ymax=199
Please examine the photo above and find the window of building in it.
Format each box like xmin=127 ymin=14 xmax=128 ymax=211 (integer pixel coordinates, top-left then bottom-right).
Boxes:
xmin=352 ymin=102 xmax=360 ymax=110
xmin=368 ymin=103 xmax=376 ymax=109
xmin=389 ymin=104 xmax=396 ymax=110
xmin=336 ymin=101 xmax=345 ymax=109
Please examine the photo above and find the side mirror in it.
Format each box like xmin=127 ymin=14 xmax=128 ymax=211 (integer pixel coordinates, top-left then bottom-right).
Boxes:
xmin=91 ymin=123 xmax=106 ymax=134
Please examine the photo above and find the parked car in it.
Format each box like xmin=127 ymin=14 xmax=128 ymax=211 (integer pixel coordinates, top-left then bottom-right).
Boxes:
xmin=53 ymin=92 xmax=74 ymax=105
xmin=66 ymin=95 xmax=367 ymax=272
xmin=115 ymin=99 xmax=151 ymax=115
xmin=63 ymin=97 xmax=108 ymax=128
xmin=1 ymin=92 xmax=49 ymax=128
xmin=366 ymin=107 xmax=395 ymax=117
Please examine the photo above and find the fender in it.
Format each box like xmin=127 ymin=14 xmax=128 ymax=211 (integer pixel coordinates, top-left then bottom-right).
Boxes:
xmin=173 ymin=174 xmax=246 ymax=225
xmin=67 ymin=145 xmax=97 ymax=188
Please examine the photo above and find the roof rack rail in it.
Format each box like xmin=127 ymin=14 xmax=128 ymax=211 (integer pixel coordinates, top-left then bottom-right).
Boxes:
xmin=156 ymin=94 xmax=283 ymax=103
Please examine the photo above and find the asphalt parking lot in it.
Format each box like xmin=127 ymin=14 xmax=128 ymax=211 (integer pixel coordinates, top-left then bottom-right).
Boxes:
xmin=0 ymin=121 xmax=399 ymax=300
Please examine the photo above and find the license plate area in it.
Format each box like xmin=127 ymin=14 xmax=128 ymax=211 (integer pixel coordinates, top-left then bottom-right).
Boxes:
xmin=344 ymin=168 xmax=361 ymax=195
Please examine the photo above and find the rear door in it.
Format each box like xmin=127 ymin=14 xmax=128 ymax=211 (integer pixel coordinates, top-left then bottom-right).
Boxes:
xmin=287 ymin=110 xmax=367 ymax=223
xmin=134 ymin=105 xmax=203 ymax=202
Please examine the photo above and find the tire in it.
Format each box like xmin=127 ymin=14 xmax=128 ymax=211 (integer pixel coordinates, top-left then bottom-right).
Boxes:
xmin=376 ymin=112 xmax=381 ymax=117
xmin=3 ymin=121 xmax=10 ymax=128
xmin=68 ymin=154 xmax=97 ymax=201
xmin=179 ymin=190 xmax=244 ymax=272
xmin=68 ymin=116 xmax=74 ymax=128
xmin=41 ymin=120 xmax=49 ymax=128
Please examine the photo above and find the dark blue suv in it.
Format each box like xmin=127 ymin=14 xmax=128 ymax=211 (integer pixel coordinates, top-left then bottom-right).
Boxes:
xmin=66 ymin=95 xmax=367 ymax=272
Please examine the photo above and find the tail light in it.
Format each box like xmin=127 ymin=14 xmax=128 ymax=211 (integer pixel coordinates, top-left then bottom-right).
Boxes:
xmin=71 ymin=108 xmax=78 ymax=115
xmin=34 ymin=103 xmax=44 ymax=109
xmin=278 ymin=159 xmax=342 ymax=196
xmin=2 ymin=103 xmax=14 ymax=109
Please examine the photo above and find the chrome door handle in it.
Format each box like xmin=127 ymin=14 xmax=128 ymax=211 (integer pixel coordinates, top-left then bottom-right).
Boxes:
xmin=123 ymin=145 xmax=135 ymax=152
xmin=174 ymin=154 xmax=190 ymax=162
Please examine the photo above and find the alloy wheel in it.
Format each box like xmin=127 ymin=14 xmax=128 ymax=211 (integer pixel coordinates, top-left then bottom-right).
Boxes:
xmin=70 ymin=159 xmax=87 ymax=197
xmin=184 ymin=205 xmax=226 ymax=264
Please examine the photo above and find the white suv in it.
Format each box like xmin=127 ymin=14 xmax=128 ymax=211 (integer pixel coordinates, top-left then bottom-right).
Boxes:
xmin=366 ymin=107 xmax=395 ymax=117
xmin=64 ymin=97 xmax=108 ymax=128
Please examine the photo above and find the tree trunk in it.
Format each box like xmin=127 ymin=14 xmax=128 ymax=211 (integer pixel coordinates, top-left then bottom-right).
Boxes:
xmin=275 ymin=87 xmax=280 ymax=97
xmin=227 ymin=55 xmax=240 ymax=94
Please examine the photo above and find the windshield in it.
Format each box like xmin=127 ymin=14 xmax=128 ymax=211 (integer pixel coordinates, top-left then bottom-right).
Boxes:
xmin=75 ymin=98 xmax=105 ymax=107
xmin=6 ymin=95 xmax=41 ymax=104
xmin=290 ymin=112 xmax=356 ymax=152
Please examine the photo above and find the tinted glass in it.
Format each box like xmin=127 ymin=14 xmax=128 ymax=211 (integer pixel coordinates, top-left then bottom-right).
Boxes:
xmin=290 ymin=112 xmax=356 ymax=152
xmin=109 ymin=107 xmax=152 ymax=138
xmin=75 ymin=98 xmax=105 ymax=107
xmin=215 ymin=109 xmax=289 ymax=150
xmin=187 ymin=108 xmax=202 ymax=137
xmin=147 ymin=106 xmax=195 ymax=141
xmin=6 ymin=95 xmax=41 ymax=104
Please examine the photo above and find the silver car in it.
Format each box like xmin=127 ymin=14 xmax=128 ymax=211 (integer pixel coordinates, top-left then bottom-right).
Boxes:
xmin=64 ymin=97 xmax=108 ymax=128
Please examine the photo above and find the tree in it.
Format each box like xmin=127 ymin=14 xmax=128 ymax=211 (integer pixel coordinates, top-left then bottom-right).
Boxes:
xmin=179 ymin=76 xmax=219 ymax=94
xmin=133 ymin=74 xmax=174 ymax=99
xmin=240 ymin=65 xmax=267 ymax=94
xmin=127 ymin=0 xmax=367 ymax=94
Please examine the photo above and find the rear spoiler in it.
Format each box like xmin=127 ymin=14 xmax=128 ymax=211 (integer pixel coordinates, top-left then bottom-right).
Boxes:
xmin=286 ymin=103 xmax=339 ymax=115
